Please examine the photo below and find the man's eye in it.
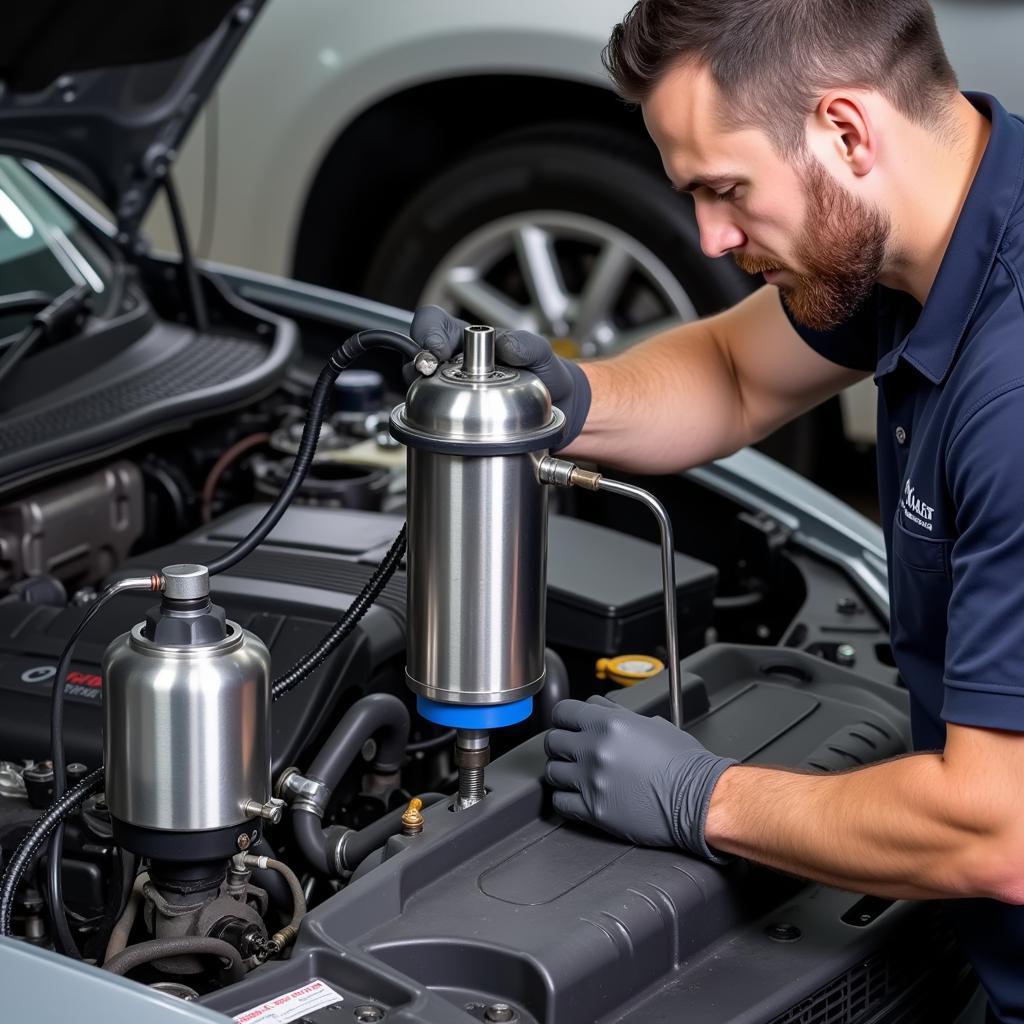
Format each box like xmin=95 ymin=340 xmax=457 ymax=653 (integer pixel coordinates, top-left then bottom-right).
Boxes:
xmin=715 ymin=186 xmax=739 ymax=202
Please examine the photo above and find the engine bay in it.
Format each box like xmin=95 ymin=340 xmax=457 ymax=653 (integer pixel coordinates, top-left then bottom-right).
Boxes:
xmin=0 ymin=257 xmax=969 ymax=1023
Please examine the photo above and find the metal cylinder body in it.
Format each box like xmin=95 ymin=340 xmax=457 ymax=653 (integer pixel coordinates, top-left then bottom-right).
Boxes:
xmin=103 ymin=621 xmax=271 ymax=833
xmin=406 ymin=449 xmax=548 ymax=704
xmin=391 ymin=325 xmax=565 ymax=710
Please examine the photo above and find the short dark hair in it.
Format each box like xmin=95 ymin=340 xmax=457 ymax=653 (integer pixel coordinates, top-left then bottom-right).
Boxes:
xmin=603 ymin=0 xmax=959 ymax=154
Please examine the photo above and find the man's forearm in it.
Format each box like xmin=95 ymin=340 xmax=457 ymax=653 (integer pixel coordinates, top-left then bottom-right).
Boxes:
xmin=562 ymin=321 xmax=753 ymax=473
xmin=705 ymin=751 xmax=1024 ymax=902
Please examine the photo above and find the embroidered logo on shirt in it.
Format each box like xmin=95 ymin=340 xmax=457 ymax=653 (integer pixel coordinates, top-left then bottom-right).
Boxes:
xmin=901 ymin=479 xmax=934 ymax=532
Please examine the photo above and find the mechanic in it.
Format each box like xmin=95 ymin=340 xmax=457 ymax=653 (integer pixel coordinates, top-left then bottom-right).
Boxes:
xmin=411 ymin=1 xmax=1024 ymax=1020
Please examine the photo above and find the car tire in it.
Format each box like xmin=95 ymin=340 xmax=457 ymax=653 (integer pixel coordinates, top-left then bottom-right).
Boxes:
xmin=363 ymin=123 xmax=753 ymax=322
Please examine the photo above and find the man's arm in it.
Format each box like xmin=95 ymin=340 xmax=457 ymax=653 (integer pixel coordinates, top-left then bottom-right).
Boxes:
xmin=706 ymin=722 xmax=1024 ymax=902
xmin=565 ymin=285 xmax=868 ymax=473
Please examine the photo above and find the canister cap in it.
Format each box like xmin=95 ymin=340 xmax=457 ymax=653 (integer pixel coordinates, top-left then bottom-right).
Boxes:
xmin=390 ymin=325 xmax=564 ymax=454
xmin=162 ymin=564 xmax=210 ymax=601
xmin=596 ymin=654 xmax=666 ymax=686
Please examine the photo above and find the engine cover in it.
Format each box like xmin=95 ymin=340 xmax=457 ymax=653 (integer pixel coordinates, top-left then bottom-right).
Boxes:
xmin=203 ymin=646 xmax=971 ymax=1024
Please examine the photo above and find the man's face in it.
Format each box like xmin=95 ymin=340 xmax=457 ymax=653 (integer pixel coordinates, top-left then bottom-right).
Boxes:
xmin=643 ymin=63 xmax=891 ymax=330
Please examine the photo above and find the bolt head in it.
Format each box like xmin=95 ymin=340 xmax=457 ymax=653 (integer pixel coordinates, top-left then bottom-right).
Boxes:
xmin=236 ymin=832 xmax=251 ymax=851
xmin=484 ymin=1004 xmax=516 ymax=1023
xmin=353 ymin=1007 xmax=385 ymax=1022
xmin=765 ymin=922 xmax=802 ymax=943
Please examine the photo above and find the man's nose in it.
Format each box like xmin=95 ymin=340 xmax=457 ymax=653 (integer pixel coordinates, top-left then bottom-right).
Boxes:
xmin=695 ymin=205 xmax=746 ymax=258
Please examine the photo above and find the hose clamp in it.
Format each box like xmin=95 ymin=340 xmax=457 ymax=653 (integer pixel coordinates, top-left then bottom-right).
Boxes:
xmin=278 ymin=769 xmax=331 ymax=819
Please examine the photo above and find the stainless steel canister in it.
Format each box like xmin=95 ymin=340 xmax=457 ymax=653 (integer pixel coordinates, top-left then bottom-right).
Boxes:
xmin=390 ymin=325 xmax=565 ymax=706
xmin=103 ymin=619 xmax=271 ymax=833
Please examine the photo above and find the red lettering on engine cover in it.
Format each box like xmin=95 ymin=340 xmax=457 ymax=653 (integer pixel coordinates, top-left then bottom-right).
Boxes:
xmin=66 ymin=671 xmax=102 ymax=689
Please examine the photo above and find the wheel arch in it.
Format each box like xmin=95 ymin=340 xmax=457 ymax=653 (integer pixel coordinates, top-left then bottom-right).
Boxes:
xmin=290 ymin=74 xmax=660 ymax=297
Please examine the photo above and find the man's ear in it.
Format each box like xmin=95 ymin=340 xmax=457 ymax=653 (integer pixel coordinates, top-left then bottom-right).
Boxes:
xmin=814 ymin=92 xmax=877 ymax=176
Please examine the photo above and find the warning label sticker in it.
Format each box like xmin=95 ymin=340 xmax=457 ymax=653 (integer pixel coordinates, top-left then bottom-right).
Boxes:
xmin=233 ymin=980 xmax=344 ymax=1023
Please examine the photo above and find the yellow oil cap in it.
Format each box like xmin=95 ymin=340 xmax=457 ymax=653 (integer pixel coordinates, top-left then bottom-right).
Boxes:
xmin=596 ymin=654 xmax=665 ymax=686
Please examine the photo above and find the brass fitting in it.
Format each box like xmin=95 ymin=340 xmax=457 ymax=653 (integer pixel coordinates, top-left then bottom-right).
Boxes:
xmin=401 ymin=797 xmax=425 ymax=836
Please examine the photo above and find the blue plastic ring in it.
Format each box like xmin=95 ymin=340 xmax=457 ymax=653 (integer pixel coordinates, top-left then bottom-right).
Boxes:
xmin=417 ymin=696 xmax=534 ymax=729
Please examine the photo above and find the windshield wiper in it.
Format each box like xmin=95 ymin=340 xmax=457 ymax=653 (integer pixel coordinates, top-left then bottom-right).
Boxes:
xmin=0 ymin=283 xmax=91 ymax=389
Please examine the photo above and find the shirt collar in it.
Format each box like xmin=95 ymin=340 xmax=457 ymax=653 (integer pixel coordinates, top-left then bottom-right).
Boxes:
xmin=885 ymin=93 xmax=1024 ymax=385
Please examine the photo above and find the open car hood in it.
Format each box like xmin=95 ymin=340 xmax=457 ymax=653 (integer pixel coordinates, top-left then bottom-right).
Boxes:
xmin=0 ymin=0 xmax=265 ymax=237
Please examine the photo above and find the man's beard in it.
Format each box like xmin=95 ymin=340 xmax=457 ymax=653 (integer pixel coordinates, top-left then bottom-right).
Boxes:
xmin=734 ymin=157 xmax=890 ymax=331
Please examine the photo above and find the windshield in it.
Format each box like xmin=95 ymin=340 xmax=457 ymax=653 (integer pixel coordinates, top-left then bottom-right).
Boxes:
xmin=0 ymin=159 xmax=114 ymax=343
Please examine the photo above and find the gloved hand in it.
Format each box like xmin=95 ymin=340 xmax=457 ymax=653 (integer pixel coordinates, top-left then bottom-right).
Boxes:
xmin=544 ymin=694 xmax=737 ymax=862
xmin=409 ymin=305 xmax=592 ymax=450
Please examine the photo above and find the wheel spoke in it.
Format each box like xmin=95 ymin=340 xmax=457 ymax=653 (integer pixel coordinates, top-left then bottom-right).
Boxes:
xmin=444 ymin=269 xmax=533 ymax=330
xmin=572 ymin=242 xmax=634 ymax=345
xmin=513 ymin=226 xmax=570 ymax=334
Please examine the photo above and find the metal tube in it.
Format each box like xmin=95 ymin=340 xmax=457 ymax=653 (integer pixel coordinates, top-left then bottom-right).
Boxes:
xmin=462 ymin=325 xmax=495 ymax=376
xmin=595 ymin=478 xmax=683 ymax=727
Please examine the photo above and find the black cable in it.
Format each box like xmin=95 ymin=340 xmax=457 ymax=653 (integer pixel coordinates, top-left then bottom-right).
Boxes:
xmin=164 ymin=174 xmax=208 ymax=333
xmin=46 ymin=579 xmax=158 ymax=958
xmin=0 ymin=769 xmax=104 ymax=939
xmin=206 ymin=330 xmax=420 ymax=578
xmin=271 ymin=526 xmax=407 ymax=702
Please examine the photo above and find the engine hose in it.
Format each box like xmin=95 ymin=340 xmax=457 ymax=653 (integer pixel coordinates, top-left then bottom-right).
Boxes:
xmin=103 ymin=936 xmax=245 ymax=982
xmin=0 ymin=768 xmax=104 ymax=939
xmin=309 ymin=693 xmax=410 ymax=785
xmin=205 ymin=329 xmax=421 ymax=577
xmin=242 ymin=855 xmax=305 ymax=950
xmin=103 ymin=871 xmax=148 ymax=964
xmin=291 ymin=693 xmax=410 ymax=872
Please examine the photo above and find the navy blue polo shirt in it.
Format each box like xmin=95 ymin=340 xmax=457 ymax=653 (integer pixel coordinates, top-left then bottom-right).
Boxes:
xmin=784 ymin=93 xmax=1024 ymax=1023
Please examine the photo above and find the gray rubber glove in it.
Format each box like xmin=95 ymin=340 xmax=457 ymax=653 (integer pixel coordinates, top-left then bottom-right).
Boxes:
xmin=544 ymin=694 xmax=737 ymax=862
xmin=409 ymin=305 xmax=591 ymax=450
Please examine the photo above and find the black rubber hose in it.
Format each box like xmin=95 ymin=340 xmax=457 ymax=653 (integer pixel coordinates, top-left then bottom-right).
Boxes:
xmin=205 ymin=330 xmax=419 ymax=578
xmin=103 ymin=936 xmax=245 ymax=982
xmin=293 ymin=811 xmax=334 ymax=875
xmin=270 ymin=526 xmax=407 ymax=703
xmin=0 ymin=768 xmax=104 ymax=938
xmin=249 ymin=841 xmax=291 ymax=913
xmin=538 ymin=648 xmax=571 ymax=730
xmin=307 ymin=693 xmax=410 ymax=785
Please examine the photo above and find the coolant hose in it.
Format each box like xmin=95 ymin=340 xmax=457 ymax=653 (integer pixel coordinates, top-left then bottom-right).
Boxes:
xmin=308 ymin=693 xmax=410 ymax=784
xmin=292 ymin=693 xmax=411 ymax=873
xmin=103 ymin=936 xmax=245 ymax=982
